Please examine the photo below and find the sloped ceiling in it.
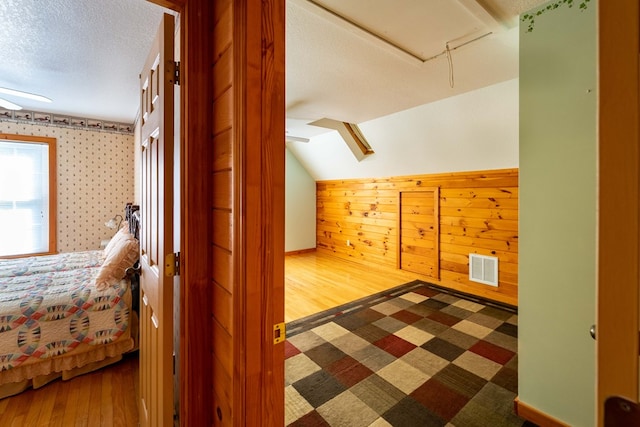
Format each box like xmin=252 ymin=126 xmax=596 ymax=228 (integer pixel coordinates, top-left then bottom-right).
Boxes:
xmin=0 ymin=0 xmax=546 ymax=126
xmin=285 ymin=0 xmax=547 ymax=139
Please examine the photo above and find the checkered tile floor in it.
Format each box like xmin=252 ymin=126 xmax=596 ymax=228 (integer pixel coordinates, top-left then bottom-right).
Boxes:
xmin=285 ymin=281 xmax=534 ymax=427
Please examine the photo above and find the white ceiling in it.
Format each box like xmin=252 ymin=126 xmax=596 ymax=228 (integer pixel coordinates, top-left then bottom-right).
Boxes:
xmin=0 ymin=0 xmax=546 ymax=127
xmin=285 ymin=0 xmax=547 ymax=138
xmin=0 ymin=0 xmax=167 ymax=124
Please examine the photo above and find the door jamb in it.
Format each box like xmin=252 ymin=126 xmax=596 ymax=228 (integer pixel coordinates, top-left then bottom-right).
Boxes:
xmin=597 ymin=2 xmax=640 ymax=426
xmin=146 ymin=1 xmax=214 ymax=425
xmin=145 ymin=1 xmax=285 ymax=425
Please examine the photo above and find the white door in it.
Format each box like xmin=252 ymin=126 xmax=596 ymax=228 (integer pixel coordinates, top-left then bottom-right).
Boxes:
xmin=138 ymin=13 xmax=175 ymax=427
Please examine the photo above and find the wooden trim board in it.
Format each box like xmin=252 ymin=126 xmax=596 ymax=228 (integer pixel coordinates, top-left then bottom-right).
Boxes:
xmin=285 ymin=248 xmax=316 ymax=256
xmin=515 ymin=397 xmax=571 ymax=427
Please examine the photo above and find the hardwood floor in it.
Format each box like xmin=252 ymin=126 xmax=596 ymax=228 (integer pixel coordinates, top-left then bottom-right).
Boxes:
xmin=0 ymin=352 xmax=139 ymax=427
xmin=285 ymin=250 xmax=425 ymax=322
xmin=0 ymin=251 xmax=423 ymax=424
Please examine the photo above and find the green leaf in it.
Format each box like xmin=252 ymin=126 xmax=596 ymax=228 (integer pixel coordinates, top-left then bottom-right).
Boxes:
xmin=523 ymin=0 xmax=590 ymax=33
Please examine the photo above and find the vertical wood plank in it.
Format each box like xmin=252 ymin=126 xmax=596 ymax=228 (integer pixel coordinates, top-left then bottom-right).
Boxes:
xmin=396 ymin=192 xmax=401 ymax=269
xmin=178 ymin=0 xmax=214 ymax=425
xmin=86 ymin=374 xmax=102 ymax=423
xmin=212 ymin=0 xmax=235 ymax=423
xmin=399 ymin=189 xmax=440 ymax=280
xmin=232 ymin=0 xmax=285 ymax=425
xmin=100 ymin=371 xmax=114 ymax=426
xmin=61 ymin=372 xmax=81 ymax=426
xmin=433 ymin=187 xmax=440 ymax=278
xmin=597 ymin=1 xmax=640 ymax=426
xmin=74 ymin=375 xmax=91 ymax=425
xmin=261 ymin=0 xmax=285 ymax=424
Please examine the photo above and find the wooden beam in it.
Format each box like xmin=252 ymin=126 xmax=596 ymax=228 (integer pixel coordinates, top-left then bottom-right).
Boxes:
xmin=515 ymin=397 xmax=571 ymax=427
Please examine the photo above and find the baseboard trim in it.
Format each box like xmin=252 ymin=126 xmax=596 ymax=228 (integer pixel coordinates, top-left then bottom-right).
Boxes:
xmin=285 ymin=248 xmax=316 ymax=256
xmin=514 ymin=397 xmax=571 ymax=427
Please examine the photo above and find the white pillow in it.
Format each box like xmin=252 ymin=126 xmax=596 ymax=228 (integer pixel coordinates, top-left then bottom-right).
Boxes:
xmin=103 ymin=221 xmax=131 ymax=256
xmin=95 ymin=235 xmax=139 ymax=291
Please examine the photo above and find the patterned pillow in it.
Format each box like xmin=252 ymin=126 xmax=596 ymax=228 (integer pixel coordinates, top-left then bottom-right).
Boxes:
xmin=95 ymin=235 xmax=139 ymax=291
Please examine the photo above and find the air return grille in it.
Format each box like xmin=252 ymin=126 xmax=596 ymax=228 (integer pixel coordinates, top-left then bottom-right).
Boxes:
xmin=469 ymin=254 xmax=498 ymax=287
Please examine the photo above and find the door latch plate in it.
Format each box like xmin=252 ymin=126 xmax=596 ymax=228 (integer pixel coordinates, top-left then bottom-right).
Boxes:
xmin=274 ymin=322 xmax=286 ymax=344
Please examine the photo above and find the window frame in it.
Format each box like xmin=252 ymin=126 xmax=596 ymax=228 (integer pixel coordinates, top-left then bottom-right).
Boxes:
xmin=0 ymin=133 xmax=57 ymax=257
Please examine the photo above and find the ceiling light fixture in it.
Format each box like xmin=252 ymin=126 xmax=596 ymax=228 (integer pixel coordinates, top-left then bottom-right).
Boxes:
xmin=0 ymin=98 xmax=22 ymax=110
xmin=0 ymin=87 xmax=52 ymax=103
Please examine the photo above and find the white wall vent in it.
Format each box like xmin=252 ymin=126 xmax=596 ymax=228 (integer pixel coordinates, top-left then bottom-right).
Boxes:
xmin=469 ymin=254 xmax=498 ymax=287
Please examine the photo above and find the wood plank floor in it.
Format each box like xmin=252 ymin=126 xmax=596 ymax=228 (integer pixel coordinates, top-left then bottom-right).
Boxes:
xmin=285 ymin=250 xmax=424 ymax=322
xmin=0 ymin=352 xmax=139 ymax=427
xmin=0 ymin=252 xmax=423 ymax=424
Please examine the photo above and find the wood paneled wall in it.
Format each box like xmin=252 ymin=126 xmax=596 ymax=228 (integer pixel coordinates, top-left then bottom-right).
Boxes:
xmin=317 ymin=168 xmax=519 ymax=305
xmin=156 ymin=0 xmax=284 ymax=425
xmin=211 ymin=0 xmax=285 ymax=425
xmin=212 ymin=0 xmax=234 ymax=424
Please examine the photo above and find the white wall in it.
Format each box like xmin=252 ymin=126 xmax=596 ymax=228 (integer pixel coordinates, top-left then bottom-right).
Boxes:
xmin=287 ymin=79 xmax=519 ymax=181
xmin=285 ymin=148 xmax=316 ymax=252
xmin=518 ymin=2 xmax=597 ymax=426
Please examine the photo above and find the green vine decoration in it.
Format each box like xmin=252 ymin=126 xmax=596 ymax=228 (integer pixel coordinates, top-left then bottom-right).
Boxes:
xmin=521 ymin=0 xmax=591 ymax=33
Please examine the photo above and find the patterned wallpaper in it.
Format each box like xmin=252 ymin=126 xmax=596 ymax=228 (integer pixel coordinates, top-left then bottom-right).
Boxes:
xmin=0 ymin=121 xmax=134 ymax=252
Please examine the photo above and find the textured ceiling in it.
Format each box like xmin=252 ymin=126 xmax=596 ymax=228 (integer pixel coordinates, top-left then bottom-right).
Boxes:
xmin=0 ymin=0 xmax=167 ymax=123
xmin=0 ymin=0 xmax=547 ymax=127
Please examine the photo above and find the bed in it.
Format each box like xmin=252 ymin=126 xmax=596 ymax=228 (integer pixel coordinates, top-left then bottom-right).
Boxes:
xmin=0 ymin=204 xmax=141 ymax=399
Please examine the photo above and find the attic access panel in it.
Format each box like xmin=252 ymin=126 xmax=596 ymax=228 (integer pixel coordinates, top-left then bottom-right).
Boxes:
xmin=306 ymin=0 xmax=500 ymax=62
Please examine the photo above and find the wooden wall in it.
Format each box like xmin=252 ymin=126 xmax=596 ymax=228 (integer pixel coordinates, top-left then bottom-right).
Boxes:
xmin=160 ymin=0 xmax=284 ymax=424
xmin=211 ymin=0 xmax=234 ymax=424
xmin=210 ymin=0 xmax=285 ymax=425
xmin=317 ymin=168 xmax=519 ymax=305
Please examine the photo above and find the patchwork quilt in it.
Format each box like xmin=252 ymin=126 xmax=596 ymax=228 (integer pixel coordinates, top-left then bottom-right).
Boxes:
xmin=0 ymin=266 xmax=130 ymax=371
xmin=0 ymin=250 xmax=105 ymax=278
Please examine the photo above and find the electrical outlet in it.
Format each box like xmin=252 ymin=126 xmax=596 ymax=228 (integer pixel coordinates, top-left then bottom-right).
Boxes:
xmin=346 ymin=240 xmax=350 ymax=246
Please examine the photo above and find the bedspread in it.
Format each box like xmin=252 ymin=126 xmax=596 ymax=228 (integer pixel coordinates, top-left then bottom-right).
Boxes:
xmin=0 ymin=267 xmax=129 ymax=372
xmin=0 ymin=250 xmax=105 ymax=278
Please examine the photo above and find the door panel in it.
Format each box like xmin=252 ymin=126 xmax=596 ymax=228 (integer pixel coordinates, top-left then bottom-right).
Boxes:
xmin=139 ymin=13 xmax=175 ymax=427
xmin=399 ymin=189 xmax=440 ymax=279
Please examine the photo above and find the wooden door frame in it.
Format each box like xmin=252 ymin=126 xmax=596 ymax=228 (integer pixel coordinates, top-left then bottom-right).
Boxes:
xmin=233 ymin=0 xmax=286 ymax=425
xmin=598 ymin=2 xmax=639 ymax=426
xmin=143 ymin=2 xmax=640 ymax=426
xmin=147 ymin=0 xmax=285 ymax=425
xmin=145 ymin=2 xmax=213 ymax=425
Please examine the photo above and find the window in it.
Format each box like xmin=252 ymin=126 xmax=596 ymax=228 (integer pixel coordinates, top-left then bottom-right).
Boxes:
xmin=0 ymin=134 xmax=56 ymax=257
